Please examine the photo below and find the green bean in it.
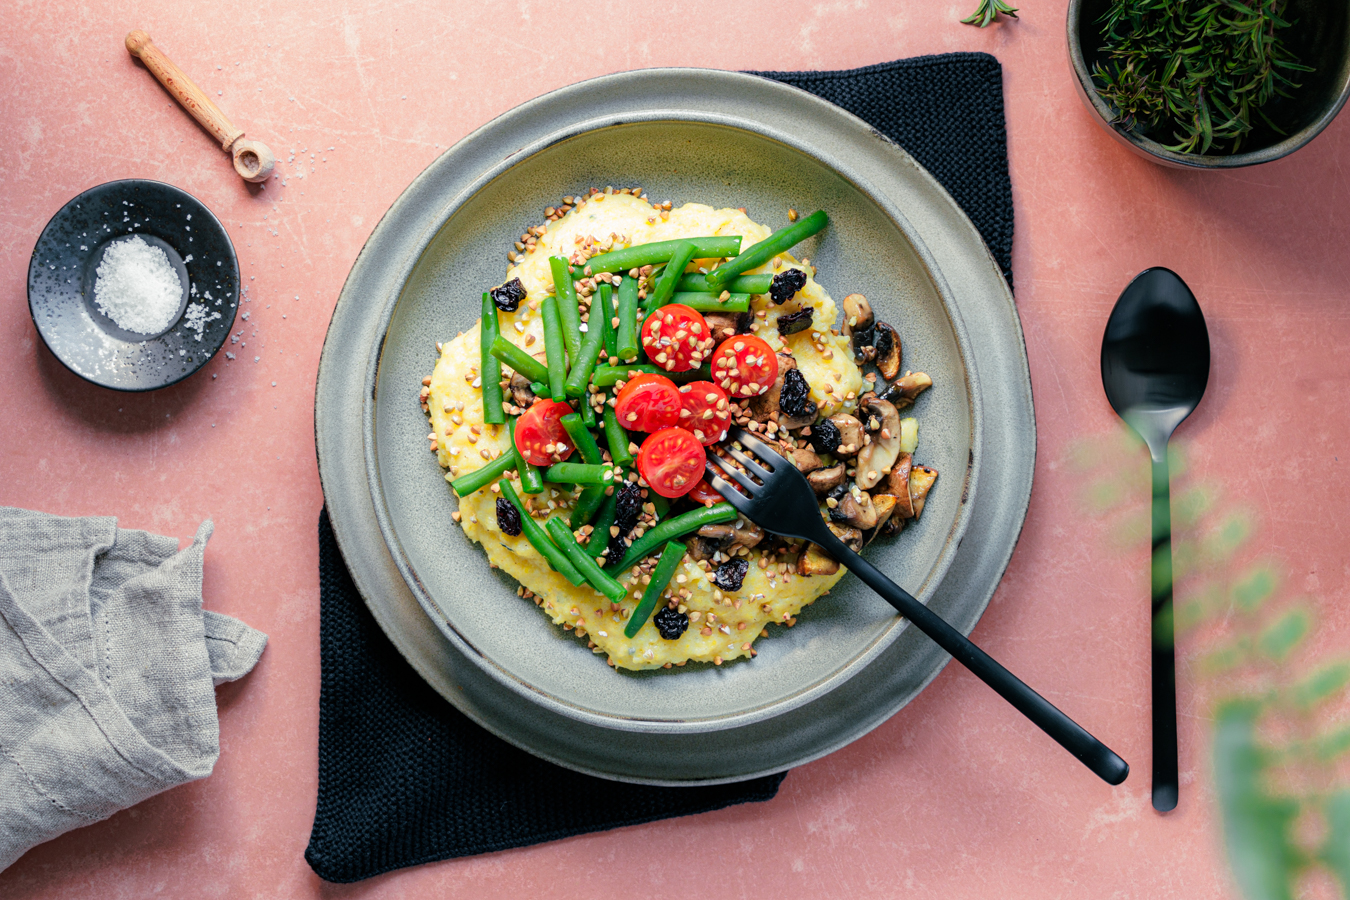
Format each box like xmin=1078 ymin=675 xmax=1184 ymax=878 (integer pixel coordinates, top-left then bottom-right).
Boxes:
xmin=645 ymin=240 xmax=697 ymax=310
xmin=448 ymin=451 xmax=514 ymax=497
xmin=500 ymin=480 xmax=585 ymax=586
xmin=569 ymin=484 xmax=607 ymax=530
xmin=605 ymin=503 xmax=738 ymax=576
xmin=543 ymin=462 xmax=613 ymax=485
xmin=705 ymin=210 xmax=828 ymax=287
xmin=479 ymin=294 xmax=506 ymax=425
xmin=583 ymin=236 xmax=743 ymax=275
xmin=530 ymin=381 xmax=547 ymax=396
xmin=649 ymin=292 xmax=750 ymax=313
xmin=587 ymin=487 xmax=620 ymax=552
xmin=540 ymin=295 xmax=568 ymax=402
xmin=589 ymin=363 xmax=712 ymax=388
xmin=603 ymin=404 xmax=633 ymax=467
xmin=615 ymin=275 xmax=640 ymax=362
xmin=676 ymin=273 xmax=773 ymax=294
xmin=564 ymin=299 xmax=606 ymax=399
xmin=491 ymin=336 xmax=549 ymax=385
xmin=598 ymin=283 xmax=617 ymax=360
xmin=560 ymin=413 xmax=602 ymax=464
xmin=507 ymin=418 xmax=544 ymax=494
xmin=648 ymin=492 xmax=670 ymax=521
xmin=549 ymin=256 xmax=583 ymax=362
xmin=545 ymin=518 xmax=627 ymax=603
xmin=624 ymin=540 xmax=688 ymax=638
xmin=579 ymin=392 xmax=597 ymax=428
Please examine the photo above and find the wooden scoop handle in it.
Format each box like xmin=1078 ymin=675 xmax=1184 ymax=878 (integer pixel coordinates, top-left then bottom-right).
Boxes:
xmin=125 ymin=30 xmax=243 ymax=151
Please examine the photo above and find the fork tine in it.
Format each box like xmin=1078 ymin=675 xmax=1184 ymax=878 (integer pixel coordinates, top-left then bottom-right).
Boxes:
xmin=703 ymin=462 xmax=753 ymax=513
xmin=728 ymin=426 xmax=783 ymax=464
xmin=724 ymin=445 xmax=772 ymax=480
xmin=706 ymin=452 xmax=759 ymax=493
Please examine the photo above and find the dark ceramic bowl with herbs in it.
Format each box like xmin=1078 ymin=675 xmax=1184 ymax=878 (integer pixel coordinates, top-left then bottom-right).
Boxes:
xmin=1068 ymin=0 xmax=1350 ymax=168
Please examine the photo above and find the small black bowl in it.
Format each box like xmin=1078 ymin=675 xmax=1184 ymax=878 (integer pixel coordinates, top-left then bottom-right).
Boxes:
xmin=1068 ymin=0 xmax=1350 ymax=168
xmin=28 ymin=179 xmax=238 ymax=391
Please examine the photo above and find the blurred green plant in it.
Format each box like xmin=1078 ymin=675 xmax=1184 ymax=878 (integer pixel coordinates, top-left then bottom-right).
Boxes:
xmin=1072 ymin=429 xmax=1350 ymax=900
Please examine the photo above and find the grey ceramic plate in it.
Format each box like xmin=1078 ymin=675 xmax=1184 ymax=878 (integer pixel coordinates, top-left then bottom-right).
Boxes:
xmin=316 ymin=68 xmax=1034 ymax=783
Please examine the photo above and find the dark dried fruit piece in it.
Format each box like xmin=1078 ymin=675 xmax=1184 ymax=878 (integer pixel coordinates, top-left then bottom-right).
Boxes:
xmin=613 ymin=481 xmax=643 ymax=534
xmin=769 ymin=268 xmax=808 ymax=304
xmin=495 ymin=497 xmax=522 ymax=536
xmin=776 ymin=307 xmax=814 ymax=336
xmin=778 ymin=368 xmax=818 ymax=420
xmin=604 ymin=533 xmax=627 ymax=566
xmin=490 ymin=277 xmax=527 ymax=312
xmin=808 ymin=416 xmax=841 ymax=454
xmin=653 ymin=607 xmax=689 ymax=640
xmin=715 ymin=557 xmax=750 ymax=592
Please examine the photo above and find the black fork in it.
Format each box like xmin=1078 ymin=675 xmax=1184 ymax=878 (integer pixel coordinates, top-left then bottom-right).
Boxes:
xmin=707 ymin=426 xmax=1129 ymax=786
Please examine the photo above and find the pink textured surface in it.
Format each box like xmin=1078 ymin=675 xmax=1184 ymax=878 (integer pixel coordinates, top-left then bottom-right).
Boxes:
xmin=2 ymin=1 xmax=1347 ymax=897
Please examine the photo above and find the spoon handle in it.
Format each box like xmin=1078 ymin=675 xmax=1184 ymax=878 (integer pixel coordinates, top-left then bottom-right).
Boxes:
xmin=1151 ymin=454 xmax=1179 ymax=811
xmin=125 ymin=31 xmax=244 ymax=151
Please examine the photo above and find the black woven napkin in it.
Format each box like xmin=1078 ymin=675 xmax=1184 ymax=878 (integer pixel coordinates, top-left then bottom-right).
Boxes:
xmin=306 ymin=52 xmax=1013 ymax=884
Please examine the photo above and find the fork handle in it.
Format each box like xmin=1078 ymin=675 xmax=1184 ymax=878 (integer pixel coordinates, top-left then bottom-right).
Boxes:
xmin=821 ymin=533 xmax=1130 ymax=785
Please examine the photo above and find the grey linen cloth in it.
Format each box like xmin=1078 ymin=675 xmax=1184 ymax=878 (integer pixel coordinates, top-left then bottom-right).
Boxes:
xmin=0 ymin=507 xmax=267 ymax=872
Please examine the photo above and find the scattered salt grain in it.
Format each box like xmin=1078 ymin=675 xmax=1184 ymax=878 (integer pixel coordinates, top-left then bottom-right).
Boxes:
xmin=93 ymin=236 xmax=181 ymax=334
xmin=183 ymin=302 xmax=221 ymax=341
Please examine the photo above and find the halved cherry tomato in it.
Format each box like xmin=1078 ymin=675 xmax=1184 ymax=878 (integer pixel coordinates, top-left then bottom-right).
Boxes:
xmin=613 ymin=372 xmax=681 ymax=434
xmin=675 ymin=380 xmax=731 ymax=446
xmin=687 ymin=478 xmax=724 ymax=506
xmin=641 ymin=304 xmax=714 ymax=373
xmin=711 ymin=334 xmax=779 ymax=398
xmin=637 ymin=428 xmax=706 ymax=499
xmin=514 ymin=399 xmax=575 ymax=467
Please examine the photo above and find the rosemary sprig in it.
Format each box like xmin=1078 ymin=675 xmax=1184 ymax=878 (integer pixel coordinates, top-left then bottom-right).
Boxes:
xmin=961 ymin=0 xmax=1019 ymax=27
xmin=1091 ymin=0 xmax=1313 ymax=155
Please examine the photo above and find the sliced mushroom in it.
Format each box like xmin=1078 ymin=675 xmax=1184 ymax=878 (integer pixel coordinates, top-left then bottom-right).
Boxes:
xmin=830 ymin=487 xmax=878 ymax=530
xmin=796 ymin=543 xmax=839 ymax=577
xmin=866 ymin=493 xmax=899 ymax=546
xmin=702 ymin=311 xmax=742 ymax=343
xmin=807 ymin=463 xmax=846 ymax=495
xmin=909 ymin=465 xmax=938 ymax=519
xmin=830 ymin=521 xmax=864 ymax=551
xmin=853 ymin=395 xmax=901 ymax=490
xmin=841 ymin=293 xmax=874 ymax=337
xmin=880 ymin=514 xmax=905 ymax=537
xmin=685 ymin=536 xmax=721 ymax=562
xmin=826 ymin=413 xmax=865 ymax=457
xmin=884 ymin=452 xmax=915 ymax=519
xmin=697 ymin=524 xmax=736 ymax=542
xmin=873 ymin=322 xmax=901 ymax=381
xmin=796 ymin=523 xmax=862 ymax=576
xmin=729 ymin=516 xmax=766 ymax=548
xmin=509 ymin=370 xmax=538 ymax=410
xmin=791 ymin=446 xmax=822 ymax=473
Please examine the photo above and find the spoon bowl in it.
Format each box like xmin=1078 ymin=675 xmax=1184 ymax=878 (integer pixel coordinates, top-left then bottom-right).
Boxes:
xmin=1101 ymin=266 xmax=1210 ymax=812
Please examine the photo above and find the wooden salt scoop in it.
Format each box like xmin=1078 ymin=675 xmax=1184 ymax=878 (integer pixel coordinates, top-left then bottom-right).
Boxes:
xmin=125 ymin=30 xmax=275 ymax=184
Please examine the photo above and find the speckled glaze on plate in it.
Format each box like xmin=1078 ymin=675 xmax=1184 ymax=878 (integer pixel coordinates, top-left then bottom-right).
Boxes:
xmin=28 ymin=180 xmax=238 ymax=391
xmin=316 ymin=68 xmax=1035 ymax=783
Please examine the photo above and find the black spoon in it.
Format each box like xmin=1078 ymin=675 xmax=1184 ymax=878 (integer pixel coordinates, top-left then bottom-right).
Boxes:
xmin=1101 ymin=267 xmax=1210 ymax=812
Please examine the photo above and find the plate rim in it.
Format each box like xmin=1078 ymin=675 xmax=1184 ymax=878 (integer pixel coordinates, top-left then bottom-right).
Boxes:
xmin=316 ymin=66 xmax=1035 ymax=784
xmin=366 ymin=111 xmax=985 ymax=731
xmin=27 ymin=178 xmax=239 ymax=392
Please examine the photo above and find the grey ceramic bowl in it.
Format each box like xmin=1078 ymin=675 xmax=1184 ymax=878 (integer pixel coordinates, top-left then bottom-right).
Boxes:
xmin=1068 ymin=0 xmax=1350 ymax=168
xmin=316 ymin=68 xmax=1036 ymax=782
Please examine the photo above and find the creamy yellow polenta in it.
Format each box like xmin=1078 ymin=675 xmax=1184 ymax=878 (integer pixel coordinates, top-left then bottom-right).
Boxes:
xmin=426 ymin=192 xmax=866 ymax=670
